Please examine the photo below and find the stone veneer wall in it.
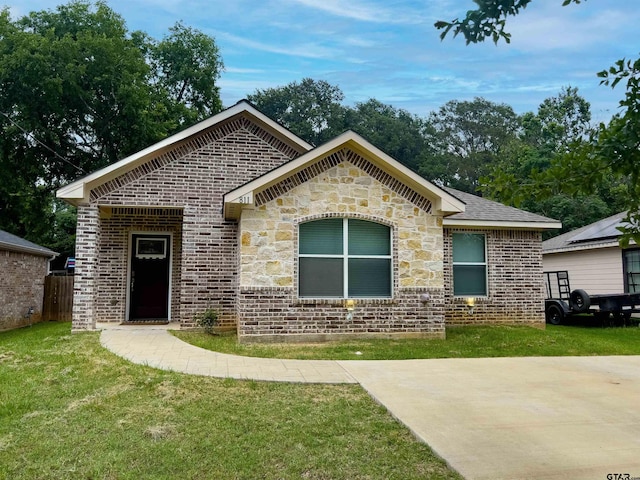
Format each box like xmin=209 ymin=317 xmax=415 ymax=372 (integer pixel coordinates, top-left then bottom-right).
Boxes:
xmin=71 ymin=116 xmax=304 ymax=330
xmin=0 ymin=249 xmax=49 ymax=331
xmin=237 ymin=151 xmax=446 ymax=342
xmin=443 ymin=228 xmax=546 ymax=326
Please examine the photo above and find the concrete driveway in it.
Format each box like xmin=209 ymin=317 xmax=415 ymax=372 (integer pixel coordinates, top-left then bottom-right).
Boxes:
xmin=339 ymin=356 xmax=640 ymax=480
xmin=101 ymin=327 xmax=640 ymax=479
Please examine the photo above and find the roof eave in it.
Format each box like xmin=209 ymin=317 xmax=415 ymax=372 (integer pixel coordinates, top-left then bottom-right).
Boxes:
xmin=57 ymin=101 xmax=313 ymax=206
xmin=224 ymin=131 xmax=466 ymax=220
xmin=0 ymin=241 xmax=58 ymax=258
xmin=443 ymin=219 xmax=563 ymax=230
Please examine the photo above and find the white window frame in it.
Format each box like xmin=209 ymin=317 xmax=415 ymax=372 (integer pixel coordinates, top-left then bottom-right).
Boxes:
xmin=298 ymin=218 xmax=393 ymax=299
xmin=452 ymin=232 xmax=488 ymax=298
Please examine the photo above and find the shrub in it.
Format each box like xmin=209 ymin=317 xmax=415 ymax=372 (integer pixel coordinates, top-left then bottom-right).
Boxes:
xmin=194 ymin=308 xmax=219 ymax=334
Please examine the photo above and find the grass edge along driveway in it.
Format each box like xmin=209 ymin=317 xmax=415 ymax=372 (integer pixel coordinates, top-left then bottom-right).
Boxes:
xmin=172 ymin=323 xmax=640 ymax=360
xmin=0 ymin=322 xmax=460 ymax=480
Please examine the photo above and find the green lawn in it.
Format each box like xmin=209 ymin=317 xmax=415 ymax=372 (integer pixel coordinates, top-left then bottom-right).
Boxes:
xmin=0 ymin=322 xmax=460 ymax=480
xmin=173 ymin=324 xmax=640 ymax=360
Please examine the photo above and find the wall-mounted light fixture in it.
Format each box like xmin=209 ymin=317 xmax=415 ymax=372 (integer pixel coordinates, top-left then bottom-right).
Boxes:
xmin=419 ymin=293 xmax=430 ymax=304
xmin=345 ymin=299 xmax=355 ymax=321
xmin=465 ymin=297 xmax=475 ymax=315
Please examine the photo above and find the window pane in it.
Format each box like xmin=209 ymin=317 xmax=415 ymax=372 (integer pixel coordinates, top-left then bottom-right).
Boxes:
xmin=348 ymin=258 xmax=391 ymax=297
xmin=299 ymin=258 xmax=343 ymax=297
xmin=299 ymin=219 xmax=343 ymax=255
xmin=453 ymin=265 xmax=487 ymax=296
xmin=452 ymin=233 xmax=485 ymax=263
xmin=348 ymin=219 xmax=390 ymax=255
xmin=624 ymin=249 xmax=640 ymax=293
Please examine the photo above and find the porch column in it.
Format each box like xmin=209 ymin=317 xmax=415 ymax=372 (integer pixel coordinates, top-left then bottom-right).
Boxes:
xmin=72 ymin=204 xmax=101 ymax=331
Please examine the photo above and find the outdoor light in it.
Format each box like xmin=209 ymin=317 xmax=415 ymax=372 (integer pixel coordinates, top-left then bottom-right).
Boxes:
xmin=345 ymin=299 xmax=355 ymax=321
xmin=419 ymin=293 xmax=431 ymax=303
xmin=465 ymin=297 xmax=475 ymax=315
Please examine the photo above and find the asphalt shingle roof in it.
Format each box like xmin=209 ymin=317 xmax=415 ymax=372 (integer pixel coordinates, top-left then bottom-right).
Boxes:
xmin=442 ymin=187 xmax=560 ymax=225
xmin=0 ymin=230 xmax=57 ymax=257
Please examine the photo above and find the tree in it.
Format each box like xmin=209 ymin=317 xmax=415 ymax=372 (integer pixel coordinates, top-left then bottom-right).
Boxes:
xmin=435 ymin=0 xmax=582 ymax=45
xmin=151 ymin=21 xmax=224 ymax=126
xmin=419 ymin=97 xmax=520 ymax=194
xmin=345 ymin=99 xmax=430 ymax=172
xmin=435 ymin=1 xmax=640 ymax=243
xmin=247 ymin=78 xmax=347 ymax=146
xmin=0 ymin=1 xmax=224 ymax=261
xmin=481 ymin=88 xmax=627 ymax=234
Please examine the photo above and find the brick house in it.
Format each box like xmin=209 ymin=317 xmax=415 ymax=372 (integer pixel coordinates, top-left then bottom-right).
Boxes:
xmin=0 ymin=229 xmax=57 ymax=331
xmin=57 ymin=101 xmax=560 ymax=342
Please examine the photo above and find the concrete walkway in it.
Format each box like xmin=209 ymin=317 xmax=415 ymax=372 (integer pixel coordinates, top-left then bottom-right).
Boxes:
xmin=99 ymin=324 xmax=640 ymax=480
xmin=99 ymin=324 xmax=357 ymax=384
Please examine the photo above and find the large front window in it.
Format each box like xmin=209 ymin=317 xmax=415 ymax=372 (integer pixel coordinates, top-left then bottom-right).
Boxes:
xmin=298 ymin=218 xmax=392 ymax=298
xmin=452 ymin=233 xmax=487 ymax=296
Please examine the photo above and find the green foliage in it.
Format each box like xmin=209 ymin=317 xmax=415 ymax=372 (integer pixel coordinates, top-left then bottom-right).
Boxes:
xmin=420 ymin=97 xmax=520 ymax=194
xmin=0 ymin=1 xmax=223 ymax=253
xmin=248 ymin=78 xmax=347 ymax=146
xmin=151 ymin=21 xmax=224 ymax=126
xmin=437 ymin=1 xmax=640 ymax=243
xmin=435 ymin=0 xmax=582 ymax=45
xmin=346 ymin=99 xmax=430 ymax=172
xmin=194 ymin=307 xmax=219 ymax=334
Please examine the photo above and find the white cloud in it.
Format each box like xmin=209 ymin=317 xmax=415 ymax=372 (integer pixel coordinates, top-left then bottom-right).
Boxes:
xmin=285 ymin=0 xmax=425 ymax=24
xmin=224 ymin=67 xmax=266 ymax=74
xmin=219 ymin=32 xmax=339 ymax=60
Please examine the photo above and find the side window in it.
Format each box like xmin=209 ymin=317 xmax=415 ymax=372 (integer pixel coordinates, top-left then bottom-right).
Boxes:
xmin=299 ymin=218 xmax=392 ymax=298
xmin=452 ymin=233 xmax=487 ymax=296
xmin=623 ymin=249 xmax=640 ymax=293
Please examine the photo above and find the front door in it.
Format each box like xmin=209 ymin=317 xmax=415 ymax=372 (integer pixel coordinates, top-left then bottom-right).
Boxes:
xmin=129 ymin=234 xmax=170 ymax=320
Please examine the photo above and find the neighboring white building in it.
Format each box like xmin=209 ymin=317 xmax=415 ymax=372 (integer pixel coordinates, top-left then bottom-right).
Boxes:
xmin=542 ymin=212 xmax=639 ymax=296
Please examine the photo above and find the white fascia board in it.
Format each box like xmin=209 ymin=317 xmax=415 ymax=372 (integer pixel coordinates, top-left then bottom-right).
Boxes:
xmin=443 ymin=219 xmax=563 ymax=230
xmin=543 ymin=239 xmax=626 ymax=255
xmin=0 ymin=241 xmax=58 ymax=258
xmin=224 ymin=131 xmax=465 ymax=219
xmin=57 ymin=101 xmax=312 ymax=206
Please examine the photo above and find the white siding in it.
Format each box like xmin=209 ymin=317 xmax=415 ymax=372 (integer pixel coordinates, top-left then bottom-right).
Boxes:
xmin=543 ymin=247 xmax=623 ymax=295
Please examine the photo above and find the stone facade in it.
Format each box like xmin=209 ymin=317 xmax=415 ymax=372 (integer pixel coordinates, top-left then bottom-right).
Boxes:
xmin=0 ymin=249 xmax=49 ymax=331
xmin=237 ymin=149 xmax=446 ymax=341
xmin=443 ymin=228 xmax=546 ymax=326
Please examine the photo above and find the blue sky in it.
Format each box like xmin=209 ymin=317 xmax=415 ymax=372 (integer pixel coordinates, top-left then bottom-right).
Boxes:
xmin=10 ymin=0 xmax=640 ymax=123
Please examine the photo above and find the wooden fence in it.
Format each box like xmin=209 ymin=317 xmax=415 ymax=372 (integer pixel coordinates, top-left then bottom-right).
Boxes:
xmin=43 ymin=275 xmax=74 ymax=321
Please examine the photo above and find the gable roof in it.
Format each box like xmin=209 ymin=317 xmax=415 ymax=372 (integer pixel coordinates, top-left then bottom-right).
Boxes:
xmin=57 ymin=100 xmax=313 ymax=206
xmin=0 ymin=230 xmax=57 ymax=257
xmin=543 ymin=212 xmax=632 ymax=254
xmin=223 ymin=130 xmax=466 ymax=220
xmin=442 ymin=187 xmax=561 ymax=230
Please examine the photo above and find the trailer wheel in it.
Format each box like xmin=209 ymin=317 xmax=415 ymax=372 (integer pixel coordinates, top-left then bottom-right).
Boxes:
xmin=570 ymin=289 xmax=590 ymax=313
xmin=546 ymin=304 xmax=564 ymax=325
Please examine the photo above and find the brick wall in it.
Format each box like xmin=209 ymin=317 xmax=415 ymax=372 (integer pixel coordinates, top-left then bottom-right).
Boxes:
xmin=72 ymin=115 xmax=302 ymax=330
xmin=443 ymin=228 xmax=546 ymax=327
xmin=237 ymin=287 xmax=445 ymax=342
xmin=96 ymin=209 xmax=183 ymax=323
xmin=0 ymin=249 xmax=49 ymax=331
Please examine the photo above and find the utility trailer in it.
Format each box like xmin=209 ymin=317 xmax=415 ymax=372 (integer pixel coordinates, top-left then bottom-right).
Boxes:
xmin=544 ymin=270 xmax=640 ymax=325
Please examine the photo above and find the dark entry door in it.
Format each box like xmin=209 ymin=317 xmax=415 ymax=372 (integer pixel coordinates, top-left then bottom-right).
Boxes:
xmin=129 ymin=234 xmax=170 ymax=320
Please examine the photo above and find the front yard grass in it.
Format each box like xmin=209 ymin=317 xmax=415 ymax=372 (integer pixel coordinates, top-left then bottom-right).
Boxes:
xmin=173 ymin=324 xmax=640 ymax=360
xmin=0 ymin=322 xmax=460 ymax=480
